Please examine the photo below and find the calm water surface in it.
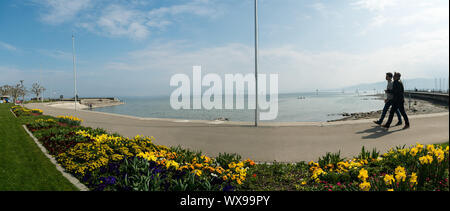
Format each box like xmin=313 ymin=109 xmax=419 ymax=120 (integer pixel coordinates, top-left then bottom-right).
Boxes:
xmin=93 ymin=92 xmax=384 ymax=122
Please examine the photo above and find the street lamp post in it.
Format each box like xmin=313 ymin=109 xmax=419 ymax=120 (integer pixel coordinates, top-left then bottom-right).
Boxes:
xmin=72 ymin=33 xmax=78 ymax=111
xmin=254 ymin=0 xmax=259 ymax=127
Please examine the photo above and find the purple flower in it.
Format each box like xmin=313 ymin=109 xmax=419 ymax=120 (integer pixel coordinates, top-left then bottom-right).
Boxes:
xmin=106 ymin=176 xmax=117 ymax=185
xmin=223 ymin=184 xmax=234 ymax=192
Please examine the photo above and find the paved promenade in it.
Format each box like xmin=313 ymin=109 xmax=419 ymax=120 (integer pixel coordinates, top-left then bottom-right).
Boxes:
xmin=26 ymin=103 xmax=449 ymax=163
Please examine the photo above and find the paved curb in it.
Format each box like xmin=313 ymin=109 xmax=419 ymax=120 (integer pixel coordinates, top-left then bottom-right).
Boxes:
xmin=22 ymin=125 xmax=89 ymax=191
xmin=10 ymin=109 xmax=17 ymax=118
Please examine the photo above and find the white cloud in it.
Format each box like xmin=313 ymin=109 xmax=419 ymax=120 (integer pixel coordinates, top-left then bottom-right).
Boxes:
xmin=37 ymin=0 xmax=91 ymax=24
xmin=95 ymin=5 xmax=150 ymax=40
xmin=352 ymin=0 xmax=397 ymax=11
xmin=148 ymin=0 xmax=221 ymax=18
xmin=0 ymin=41 xmax=17 ymax=51
xmin=101 ymin=34 xmax=449 ymax=94
xmin=406 ymin=28 xmax=449 ymax=41
xmin=310 ymin=2 xmax=341 ymax=19
xmin=36 ymin=0 xmax=222 ymax=40
xmin=354 ymin=0 xmax=449 ymax=35
xmin=311 ymin=2 xmax=326 ymax=13
xmin=397 ymin=7 xmax=449 ymax=25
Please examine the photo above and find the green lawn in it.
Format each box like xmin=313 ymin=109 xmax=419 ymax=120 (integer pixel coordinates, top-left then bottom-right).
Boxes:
xmin=0 ymin=104 xmax=78 ymax=191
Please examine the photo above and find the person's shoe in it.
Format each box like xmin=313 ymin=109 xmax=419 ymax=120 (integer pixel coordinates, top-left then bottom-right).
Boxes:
xmin=373 ymin=120 xmax=382 ymax=125
xmin=395 ymin=122 xmax=403 ymax=126
xmin=403 ymin=124 xmax=410 ymax=130
xmin=382 ymin=125 xmax=390 ymax=130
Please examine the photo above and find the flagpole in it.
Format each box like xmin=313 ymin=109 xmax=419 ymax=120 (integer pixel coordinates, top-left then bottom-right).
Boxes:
xmin=72 ymin=32 xmax=78 ymax=111
xmin=254 ymin=0 xmax=259 ymax=127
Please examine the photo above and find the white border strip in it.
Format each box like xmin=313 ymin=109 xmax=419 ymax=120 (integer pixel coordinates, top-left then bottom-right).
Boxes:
xmin=22 ymin=125 xmax=89 ymax=191
xmin=10 ymin=109 xmax=17 ymax=118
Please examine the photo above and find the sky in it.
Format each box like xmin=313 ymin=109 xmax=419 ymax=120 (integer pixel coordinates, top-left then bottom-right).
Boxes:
xmin=0 ymin=0 xmax=449 ymax=97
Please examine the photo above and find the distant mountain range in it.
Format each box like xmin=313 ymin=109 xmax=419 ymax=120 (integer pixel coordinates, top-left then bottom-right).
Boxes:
xmin=339 ymin=78 xmax=449 ymax=92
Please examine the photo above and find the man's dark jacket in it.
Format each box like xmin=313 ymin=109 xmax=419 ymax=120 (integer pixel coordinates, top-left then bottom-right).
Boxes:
xmin=386 ymin=80 xmax=405 ymax=105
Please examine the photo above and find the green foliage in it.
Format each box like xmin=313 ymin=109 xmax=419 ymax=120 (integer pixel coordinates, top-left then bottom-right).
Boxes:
xmin=318 ymin=151 xmax=344 ymax=167
xmin=357 ymin=146 xmax=380 ymax=160
xmin=216 ymin=152 xmax=242 ymax=169
xmin=169 ymin=146 xmax=203 ymax=163
xmin=117 ymin=157 xmax=224 ymax=191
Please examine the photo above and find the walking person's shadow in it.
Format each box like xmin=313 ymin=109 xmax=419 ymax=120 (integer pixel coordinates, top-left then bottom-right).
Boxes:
xmin=356 ymin=126 xmax=402 ymax=139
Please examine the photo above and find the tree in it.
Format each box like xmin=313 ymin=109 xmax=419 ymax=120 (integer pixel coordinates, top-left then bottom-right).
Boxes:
xmin=0 ymin=85 xmax=12 ymax=96
xmin=31 ymin=82 xmax=46 ymax=100
xmin=8 ymin=81 xmax=27 ymax=104
xmin=19 ymin=80 xmax=26 ymax=102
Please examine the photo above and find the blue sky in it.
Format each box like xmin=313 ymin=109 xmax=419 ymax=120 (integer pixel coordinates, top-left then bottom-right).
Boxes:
xmin=0 ymin=0 xmax=448 ymax=97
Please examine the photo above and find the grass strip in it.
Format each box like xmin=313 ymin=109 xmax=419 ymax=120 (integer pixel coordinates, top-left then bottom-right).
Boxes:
xmin=0 ymin=104 xmax=78 ymax=191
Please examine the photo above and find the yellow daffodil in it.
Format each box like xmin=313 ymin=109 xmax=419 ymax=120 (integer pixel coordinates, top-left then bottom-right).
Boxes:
xmin=410 ymin=173 xmax=418 ymax=186
xmin=419 ymin=155 xmax=433 ymax=165
xmin=384 ymin=174 xmax=395 ymax=186
xmin=359 ymin=181 xmax=371 ymax=191
xmin=358 ymin=168 xmax=369 ymax=181
xmin=394 ymin=166 xmax=406 ymax=182
xmin=410 ymin=147 xmax=419 ymax=156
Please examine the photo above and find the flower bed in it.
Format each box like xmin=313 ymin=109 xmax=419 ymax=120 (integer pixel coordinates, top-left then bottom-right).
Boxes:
xmin=31 ymin=109 xmax=43 ymax=115
xmin=16 ymin=106 xmax=256 ymax=191
xmin=11 ymin=106 xmax=43 ymax=116
xmin=13 ymin=105 xmax=449 ymax=191
xmin=11 ymin=106 xmax=32 ymax=117
xmin=306 ymin=145 xmax=449 ymax=191
xmin=57 ymin=115 xmax=83 ymax=126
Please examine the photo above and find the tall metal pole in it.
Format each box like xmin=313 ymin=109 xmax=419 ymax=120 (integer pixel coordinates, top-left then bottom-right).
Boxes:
xmin=254 ymin=0 xmax=259 ymax=127
xmin=72 ymin=33 xmax=78 ymax=111
xmin=435 ymin=78 xmax=437 ymax=92
xmin=40 ymin=65 xmax=44 ymax=102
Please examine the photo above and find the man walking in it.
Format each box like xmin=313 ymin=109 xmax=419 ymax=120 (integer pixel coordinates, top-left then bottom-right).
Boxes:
xmin=383 ymin=72 xmax=410 ymax=130
xmin=374 ymin=72 xmax=402 ymax=126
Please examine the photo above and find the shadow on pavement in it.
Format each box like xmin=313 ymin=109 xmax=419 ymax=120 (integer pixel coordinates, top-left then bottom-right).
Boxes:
xmin=357 ymin=126 xmax=403 ymax=139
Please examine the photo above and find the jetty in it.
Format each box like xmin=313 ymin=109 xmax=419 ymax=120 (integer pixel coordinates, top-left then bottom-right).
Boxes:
xmin=45 ymin=97 xmax=124 ymax=109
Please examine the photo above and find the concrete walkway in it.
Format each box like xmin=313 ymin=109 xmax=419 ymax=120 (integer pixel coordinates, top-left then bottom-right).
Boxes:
xmin=26 ymin=103 xmax=449 ymax=163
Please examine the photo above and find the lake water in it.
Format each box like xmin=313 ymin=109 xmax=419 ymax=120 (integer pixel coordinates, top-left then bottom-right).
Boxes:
xmin=93 ymin=92 xmax=384 ymax=122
